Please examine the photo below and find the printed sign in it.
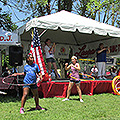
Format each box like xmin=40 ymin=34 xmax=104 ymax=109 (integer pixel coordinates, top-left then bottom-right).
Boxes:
xmin=0 ymin=28 xmax=18 ymax=45
xmin=55 ymin=44 xmax=69 ymax=59
xmin=0 ymin=32 xmax=12 ymax=42
xmin=73 ymin=38 xmax=120 ymax=59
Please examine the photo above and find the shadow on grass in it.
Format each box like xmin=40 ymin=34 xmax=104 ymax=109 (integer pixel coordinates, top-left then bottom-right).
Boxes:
xmin=69 ymin=98 xmax=80 ymax=101
xmin=0 ymin=95 xmax=21 ymax=103
xmin=26 ymin=107 xmax=48 ymax=112
xmin=0 ymin=95 xmax=34 ymax=103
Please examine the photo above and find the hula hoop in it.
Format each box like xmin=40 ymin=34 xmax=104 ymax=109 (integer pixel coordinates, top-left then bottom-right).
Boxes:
xmin=69 ymin=73 xmax=95 ymax=81
xmin=2 ymin=75 xmax=43 ymax=86
xmin=112 ymin=76 xmax=120 ymax=95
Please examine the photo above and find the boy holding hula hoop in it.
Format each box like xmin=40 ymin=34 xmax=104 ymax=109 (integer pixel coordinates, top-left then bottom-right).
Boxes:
xmin=62 ymin=56 xmax=84 ymax=102
xmin=13 ymin=54 xmax=45 ymax=114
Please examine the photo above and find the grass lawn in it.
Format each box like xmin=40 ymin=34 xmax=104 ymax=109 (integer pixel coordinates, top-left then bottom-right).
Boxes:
xmin=0 ymin=93 xmax=120 ymax=120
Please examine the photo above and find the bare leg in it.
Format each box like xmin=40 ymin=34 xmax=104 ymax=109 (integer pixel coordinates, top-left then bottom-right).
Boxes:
xmin=66 ymin=82 xmax=74 ymax=99
xmin=52 ymin=62 xmax=59 ymax=79
xmin=47 ymin=62 xmax=52 ymax=74
xmin=21 ymin=87 xmax=29 ymax=108
xmin=31 ymin=88 xmax=39 ymax=106
xmin=76 ymin=83 xmax=82 ymax=99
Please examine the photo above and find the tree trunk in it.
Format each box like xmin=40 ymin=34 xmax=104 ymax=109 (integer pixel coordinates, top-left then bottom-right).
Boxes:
xmin=47 ymin=0 xmax=51 ymax=14
xmin=58 ymin=0 xmax=61 ymax=11
xmin=98 ymin=10 xmax=100 ymax=22
xmin=63 ymin=0 xmax=72 ymax=12
xmin=81 ymin=0 xmax=87 ymax=17
xmin=103 ymin=10 xmax=107 ymax=23
xmin=112 ymin=3 xmax=115 ymax=26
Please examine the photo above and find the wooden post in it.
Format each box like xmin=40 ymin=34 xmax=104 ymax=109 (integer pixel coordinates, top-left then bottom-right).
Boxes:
xmin=60 ymin=60 xmax=65 ymax=78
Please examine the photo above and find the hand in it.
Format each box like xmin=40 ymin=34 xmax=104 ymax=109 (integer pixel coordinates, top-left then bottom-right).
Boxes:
xmin=40 ymin=77 xmax=43 ymax=80
xmin=39 ymin=74 xmax=43 ymax=80
xmin=70 ymin=64 xmax=74 ymax=67
xmin=103 ymin=48 xmax=107 ymax=50
xmin=108 ymin=46 xmax=110 ymax=50
xmin=65 ymin=63 xmax=68 ymax=66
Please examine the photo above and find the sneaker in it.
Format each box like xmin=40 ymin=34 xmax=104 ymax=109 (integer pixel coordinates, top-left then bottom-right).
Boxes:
xmin=62 ymin=98 xmax=69 ymax=101
xmin=102 ymin=77 xmax=107 ymax=80
xmin=20 ymin=107 xmax=24 ymax=114
xmin=98 ymin=77 xmax=103 ymax=80
xmin=80 ymin=99 xmax=84 ymax=102
xmin=35 ymin=105 xmax=45 ymax=110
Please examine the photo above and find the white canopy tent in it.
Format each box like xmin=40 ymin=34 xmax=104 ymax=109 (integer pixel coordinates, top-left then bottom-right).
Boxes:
xmin=18 ymin=10 xmax=120 ymax=59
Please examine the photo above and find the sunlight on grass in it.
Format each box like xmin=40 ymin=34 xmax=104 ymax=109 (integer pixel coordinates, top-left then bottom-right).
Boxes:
xmin=0 ymin=94 xmax=120 ymax=120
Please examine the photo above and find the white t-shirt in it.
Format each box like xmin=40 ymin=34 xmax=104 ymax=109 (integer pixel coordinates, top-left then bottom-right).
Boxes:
xmin=44 ymin=45 xmax=54 ymax=59
xmin=91 ymin=67 xmax=98 ymax=73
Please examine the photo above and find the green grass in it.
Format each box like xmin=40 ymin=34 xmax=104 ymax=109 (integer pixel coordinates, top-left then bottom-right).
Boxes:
xmin=0 ymin=93 xmax=120 ymax=120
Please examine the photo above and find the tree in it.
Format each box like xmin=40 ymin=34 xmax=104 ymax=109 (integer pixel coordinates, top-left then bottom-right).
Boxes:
xmin=0 ymin=0 xmax=48 ymax=27
xmin=72 ymin=0 xmax=89 ymax=17
xmin=85 ymin=0 xmax=120 ymax=27
xmin=0 ymin=0 xmax=119 ymax=27
xmin=58 ymin=0 xmax=73 ymax=12
xmin=72 ymin=0 xmax=120 ymax=27
xmin=0 ymin=0 xmax=74 ymax=23
xmin=0 ymin=8 xmax=17 ymax=31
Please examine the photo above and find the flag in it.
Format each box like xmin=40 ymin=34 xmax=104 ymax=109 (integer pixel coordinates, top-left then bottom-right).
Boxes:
xmin=30 ymin=28 xmax=47 ymax=75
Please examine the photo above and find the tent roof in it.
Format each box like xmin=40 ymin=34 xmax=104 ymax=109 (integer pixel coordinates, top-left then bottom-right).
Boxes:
xmin=25 ymin=10 xmax=120 ymax=37
xmin=18 ymin=10 xmax=120 ymax=46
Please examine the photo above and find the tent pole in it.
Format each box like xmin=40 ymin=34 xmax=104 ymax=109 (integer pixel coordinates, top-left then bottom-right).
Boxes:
xmin=0 ymin=50 xmax=2 ymax=76
xmin=72 ymin=33 xmax=79 ymax=46
xmin=39 ymin=29 xmax=47 ymax=38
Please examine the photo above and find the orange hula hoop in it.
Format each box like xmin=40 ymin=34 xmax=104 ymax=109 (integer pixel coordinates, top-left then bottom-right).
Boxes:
xmin=112 ymin=76 xmax=120 ymax=95
xmin=69 ymin=73 xmax=95 ymax=81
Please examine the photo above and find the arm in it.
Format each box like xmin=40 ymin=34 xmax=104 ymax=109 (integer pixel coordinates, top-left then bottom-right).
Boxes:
xmin=65 ymin=63 xmax=71 ymax=70
xmin=53 ymin=44 xmax=56 ymax=53
xmin=107 ymin=47 xmax=110 ymax=54
xmin=36 ymin=64 xmax=43 ymax=80
xmin=91 ymin=68 xmax=93 ymax=72
xmin=97 ymin=48 xmax=106 ymax=54
xmin=49 ymin=43 xmax=56 ymax=53
xmin=12 ymin=72 xmax=24 ymax=76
